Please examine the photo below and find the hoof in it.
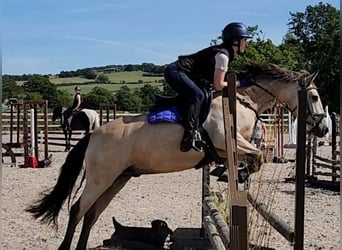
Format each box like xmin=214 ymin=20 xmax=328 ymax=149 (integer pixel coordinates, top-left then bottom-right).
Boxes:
xmin=211 ymin=190 xmax=224 ymax=202
xmin=217 ymin=173 xmax=228 ymax=183
xmin=210 ymin=166 xmax=226 ymax=177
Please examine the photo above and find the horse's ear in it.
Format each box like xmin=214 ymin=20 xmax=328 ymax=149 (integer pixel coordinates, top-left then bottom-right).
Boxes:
xmin=305 ymin=71 xmax=319 ymax=84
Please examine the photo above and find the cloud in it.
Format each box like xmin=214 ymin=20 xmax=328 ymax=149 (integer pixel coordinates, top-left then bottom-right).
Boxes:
xmin=65 ymin=34 xmax=174 ymax=62
xmin=65 ymin=35 xmax=121 ymax=46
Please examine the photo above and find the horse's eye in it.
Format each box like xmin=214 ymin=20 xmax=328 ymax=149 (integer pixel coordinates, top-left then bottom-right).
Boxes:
xmin=312 ymin=95 xmax=318 ymax=102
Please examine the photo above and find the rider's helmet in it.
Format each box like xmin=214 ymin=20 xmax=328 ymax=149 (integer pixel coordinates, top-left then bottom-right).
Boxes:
xmin=222 ymin=22 xmax=251 ymax=43
xmin=75 ymin=86 xmax=81 ymax=91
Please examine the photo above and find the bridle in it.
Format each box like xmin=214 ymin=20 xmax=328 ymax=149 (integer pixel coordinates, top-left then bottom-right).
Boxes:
xmin=253 ymin=76 xmax=326 ymax=132
xmin=298 ymin=79 xmax=326 ymax=131
xmin=215 ymin=75 xmax=326 ymax=133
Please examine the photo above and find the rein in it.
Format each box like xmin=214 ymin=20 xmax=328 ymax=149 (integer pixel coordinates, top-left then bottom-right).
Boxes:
xmin=252 ymin=81 xmax=297 ymax=114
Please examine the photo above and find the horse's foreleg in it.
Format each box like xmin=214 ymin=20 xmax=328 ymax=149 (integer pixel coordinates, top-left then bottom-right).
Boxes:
xmin=63 ymin=129 xmax=69 ymax=152
xmin=237 ymin=132 xmax=265 ymax=173
xmin=64 ymin=130 xmax=72 ymax=152
xmin=67 ymin=130 xmax=72 ymax=151
xmin=76 ymin=174 xmax=132 ymax=250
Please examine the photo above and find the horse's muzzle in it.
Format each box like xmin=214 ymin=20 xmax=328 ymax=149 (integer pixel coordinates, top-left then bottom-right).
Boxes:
xmin=309 ymin=113 xmax=329 ymax=138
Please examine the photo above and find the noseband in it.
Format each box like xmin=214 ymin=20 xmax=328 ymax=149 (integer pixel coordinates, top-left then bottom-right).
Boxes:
xmin=298 ymin=80 xmax=326 ymax=132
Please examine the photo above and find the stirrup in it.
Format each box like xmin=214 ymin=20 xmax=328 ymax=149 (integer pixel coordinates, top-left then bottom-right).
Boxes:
xmin=192 ymin=130 xmax=204 ymax=152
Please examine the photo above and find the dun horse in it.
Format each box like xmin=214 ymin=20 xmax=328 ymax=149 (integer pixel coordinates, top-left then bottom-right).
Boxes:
xmin=27 ymin=62 xmax=328 ymax=250
xmin=52 ymin=107 xmax=100 ymax=151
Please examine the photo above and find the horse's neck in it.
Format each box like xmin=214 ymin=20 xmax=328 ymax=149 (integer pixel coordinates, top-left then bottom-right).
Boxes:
xmin=238 ymin=81 xmax=289 ymax=114
xmin=240 ymin=88 xmax=273 ymax=114
xmin=213 ymin=78 xmax=299 ymax=114
xmin=212 ymin=90 xmax=272 ymax=115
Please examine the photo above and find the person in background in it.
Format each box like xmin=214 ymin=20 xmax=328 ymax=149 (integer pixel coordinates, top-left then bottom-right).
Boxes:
xmin=164 ymin=22 xmax=252 ymax=152
xmin=2 ymin=99 xmax=9 ymax=112
xmin=63 ymin=86 xmax=83 ymax=128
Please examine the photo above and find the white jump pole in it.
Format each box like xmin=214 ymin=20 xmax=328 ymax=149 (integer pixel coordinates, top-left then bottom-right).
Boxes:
xmin=25 ymin=108 xmax=38 ymax=168
xmin=31 ymin=109 xmax=35 ymax=156
xmin=285 ymin=111 xmax=297 ymax=148
xmin=324 ymin=105 xmax=332 ymax=145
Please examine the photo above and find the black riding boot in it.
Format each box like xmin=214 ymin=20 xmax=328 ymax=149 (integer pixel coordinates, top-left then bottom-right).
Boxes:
xmin=181 ymin=102 xmax=203 ymax=152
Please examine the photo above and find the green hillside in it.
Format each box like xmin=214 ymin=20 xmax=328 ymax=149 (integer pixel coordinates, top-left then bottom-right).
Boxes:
xmin=58 ymin=82 xmax=163 ymax=95
xmin=50 ymin=70 xmax=164 ymax=95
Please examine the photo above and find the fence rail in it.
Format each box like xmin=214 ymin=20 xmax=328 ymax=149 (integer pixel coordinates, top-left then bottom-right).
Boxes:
xmin=1 ymin=111 xmax=141 ymax=131
xmin=1 ymin=110 xmax=291 ymax=131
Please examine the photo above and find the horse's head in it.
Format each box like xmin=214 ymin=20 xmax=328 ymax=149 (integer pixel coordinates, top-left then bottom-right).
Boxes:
xmin=300 ymin=73 xmax=329 ymax=137
xmin=52 ymin=106 xmax=63 ymax=121
xmin=282 ymin=72 xmax=328 ymax=137
xmin=240 ymin=63 xmax=329 ymax=138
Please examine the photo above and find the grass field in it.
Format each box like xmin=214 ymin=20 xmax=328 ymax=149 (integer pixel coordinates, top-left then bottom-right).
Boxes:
xmin=58 ymin=82 xmax=163 ymax=94
xmin=49 ymin=70 xmax=164 ymax=94
xmin=50 ymin=70 xmax=164 ymax=85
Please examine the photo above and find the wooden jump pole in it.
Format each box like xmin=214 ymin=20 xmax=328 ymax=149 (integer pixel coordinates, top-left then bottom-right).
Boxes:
xmin=9 ymin=103 xmax=22 ymax=146
xmin=331 ymin=112 xmax=338 ymax=182
xmin=307 ymin=112 xmax=340 ymax=186
xmin=247 ymin=193 xmax=294 ymax=243
xmin=294 ymin=87 xmax=307 ymax=250
xmin=99 ymin=103 xmax=116 ymax=125
xmin=201 ymin=73 xmax=247 ymax=250
xmin=224 ymin=74 xmax=248 ymax=250
xmin=276 ymin=103 xmax=284 ymax=159
xmin=23 ymin=100 xmax=49 ymax=167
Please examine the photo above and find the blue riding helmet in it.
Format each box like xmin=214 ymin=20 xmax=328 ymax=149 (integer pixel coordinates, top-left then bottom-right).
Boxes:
xmin=222 ymin=22 xmax=252 ymax=42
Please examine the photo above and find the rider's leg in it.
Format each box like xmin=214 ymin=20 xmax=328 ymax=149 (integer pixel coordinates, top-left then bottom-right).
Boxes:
xmin=165 ymin=62 xmax=205 ymax=152
xmin=181 ymin=97 xmax=203 ymax=152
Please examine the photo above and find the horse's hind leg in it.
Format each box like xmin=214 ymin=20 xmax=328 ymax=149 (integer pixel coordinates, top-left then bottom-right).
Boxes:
xmin=76 ymin=174 xmax=132 ymax=250
xmin=67 ymin=130 xmax=72 ymax=151
xmin=58 ymin=200 xmax=81 ymax=250
xmin=58 ymin=175 xmax=120 ymax=249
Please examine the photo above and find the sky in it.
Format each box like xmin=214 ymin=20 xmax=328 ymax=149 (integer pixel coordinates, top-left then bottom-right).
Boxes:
xmin=2 ymin=0 xmax=340 ymax=75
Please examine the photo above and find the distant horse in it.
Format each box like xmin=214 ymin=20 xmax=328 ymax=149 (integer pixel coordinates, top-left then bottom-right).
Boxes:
xmin=27 ymin=62 xmax=328 ymax=250
xmin=52 ymin=107 xmax=100 ymax=151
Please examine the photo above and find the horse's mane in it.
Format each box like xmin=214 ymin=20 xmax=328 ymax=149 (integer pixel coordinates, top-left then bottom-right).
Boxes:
xmin=236 ymin=61 xmax=310 ymax=82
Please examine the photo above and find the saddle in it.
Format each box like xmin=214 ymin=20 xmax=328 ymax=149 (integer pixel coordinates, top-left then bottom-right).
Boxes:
xmin=147 ymin=95 xmax=225 ymax=168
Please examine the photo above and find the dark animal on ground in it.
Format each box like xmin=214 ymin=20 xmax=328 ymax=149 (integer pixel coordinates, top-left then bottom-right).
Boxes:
xmin=109 ymin=217 xmax=173 ymax=248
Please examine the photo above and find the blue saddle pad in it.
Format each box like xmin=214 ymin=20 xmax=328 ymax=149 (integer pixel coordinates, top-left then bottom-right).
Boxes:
xmin=147 ymin=106 xmax=181 ymax=124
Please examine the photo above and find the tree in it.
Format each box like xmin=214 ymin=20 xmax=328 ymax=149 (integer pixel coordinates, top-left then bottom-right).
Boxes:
xmin=83 ymin=87 xmax=115 ymax=109
xmin=115 ymin=86 xmax=142 ymax=112
xmin=285 ymin=2 xmax=340 ymax=112
xmin=233 ymin=38 xmax=296 ymax=70
xmin=2 ymin=77 xmax=23 ymax=100
xmin=57 ymin=89 xmax=73 ymax=108
xmin=83 ymin=69 xmax=97 ymax=79
xmin=210 ymin=25 xmax=297 ymax=70
xmin=136 ymin=84 xmax=162 ymax=111
xmin=22 ymin=75 xmax=59 ymax=108
xmin=96 ymin=74 xmax=110 ymax=83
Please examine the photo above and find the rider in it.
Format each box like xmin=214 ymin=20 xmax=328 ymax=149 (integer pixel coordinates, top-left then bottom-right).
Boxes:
xmin=164 ymin=22 xmax=252 ymax=152
xmin=63 ymin=86 xmax=83 ymax=128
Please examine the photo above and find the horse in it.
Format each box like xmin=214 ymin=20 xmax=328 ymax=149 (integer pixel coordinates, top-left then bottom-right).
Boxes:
xmin=52 ymin=107 xmax=100 ymax=152
xmin=27 ymin=62 xmax=328 ymax=250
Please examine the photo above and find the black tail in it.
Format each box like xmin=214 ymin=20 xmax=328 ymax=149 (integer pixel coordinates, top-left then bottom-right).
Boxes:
xmin=26 ymin=133 xmax=92 ymax=227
